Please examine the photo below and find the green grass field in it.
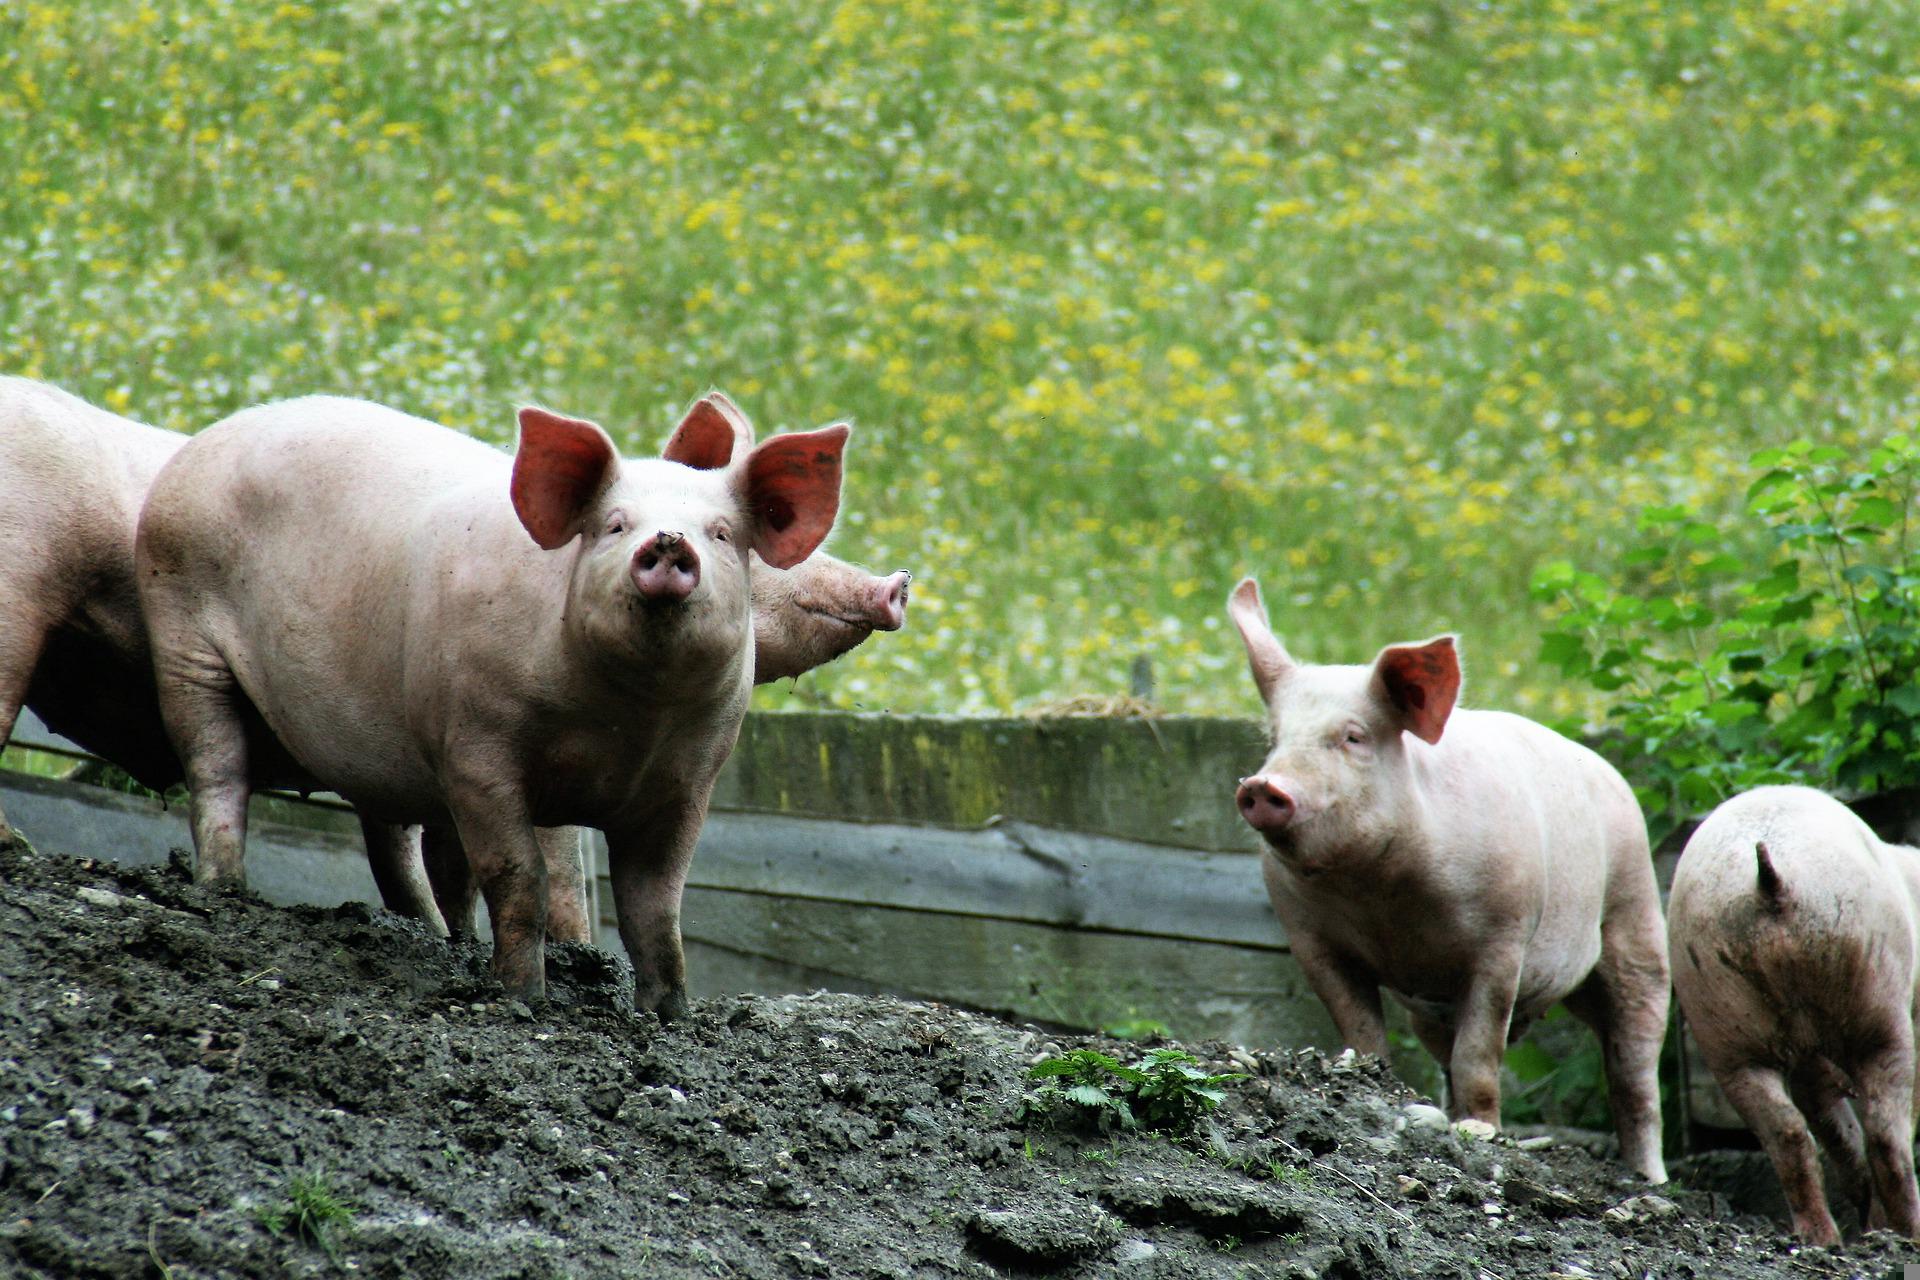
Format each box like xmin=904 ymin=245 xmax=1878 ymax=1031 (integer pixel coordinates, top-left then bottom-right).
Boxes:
xmin=2 ymin=0 xmax=1913 ymax=717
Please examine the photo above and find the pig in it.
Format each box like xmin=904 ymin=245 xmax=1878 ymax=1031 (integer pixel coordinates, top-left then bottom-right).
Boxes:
xmin=422 ymin=546 xmax=913 ymax=939
xmin=1668 ymin=785 xmax=1920 ymax=1244
xmin=1227 ymin=577 xmax=1670 ymax=1182
xmin=0 ymin=378 xmax=187 ymax=804
xmin=136 ymin=391 xmax=846 ymax=1014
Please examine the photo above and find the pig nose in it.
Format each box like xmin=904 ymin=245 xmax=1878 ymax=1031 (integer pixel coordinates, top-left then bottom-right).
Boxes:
xmin=872 ymin=571 xmax=911 ymax=631
xmin=632 ymin=530 xmax=701 ymax=602
xmin=1236 ymin=775 xmax=1296 ymax=834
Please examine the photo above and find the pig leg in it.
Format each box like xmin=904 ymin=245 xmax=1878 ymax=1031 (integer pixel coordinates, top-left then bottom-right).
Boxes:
xmin=540 ymin=826 xmax=593 ymax=944
xmin=1445 ymin=956 xmax=1524 ymax=1127
xmin=422 ymin=823 xmax=478 ymax=939
xmin=358 ymin=818 xmax=446 ymax=934
xmin=1855 ymin=1039 xmax=1920 ymax=1240
xmin=1562 ymin=982 xmax=1669 ymax=1181
xmin=1406 ymin=1009 xmax=1459 ymax=1109
xmin=152 ymin=653 xmax=255 ymax=885
xmin=606 ymin=804 xmax=704 ymax=1022
xmin=446 ymin=788 xmax=548 ymax=1001
xmin=1287 ymin=931 xmax=1388 ymax=1057
xmin=0 ymin=614 xmax=47 ymax=836
xmin=1719 ymin=1064 xmax=1842 ymax=1246
xmin=1791 ymin=1057 xmax=1871 ymax=1229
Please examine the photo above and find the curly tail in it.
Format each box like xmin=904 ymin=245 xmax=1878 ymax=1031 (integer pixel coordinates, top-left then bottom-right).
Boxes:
xmin=1755 ymin=841 xmax=1786 ymax=914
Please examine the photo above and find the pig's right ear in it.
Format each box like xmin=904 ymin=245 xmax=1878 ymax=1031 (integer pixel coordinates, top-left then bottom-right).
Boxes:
xmin=512 ymin=407 xmax=620 ymax=550
xmin=662 ymin=392 xmax=755 ymax=471
xmin=1227 ymin=578 xmax=1295 ymax=704
xmin=742 ymin=424 xmax=849 ymax=569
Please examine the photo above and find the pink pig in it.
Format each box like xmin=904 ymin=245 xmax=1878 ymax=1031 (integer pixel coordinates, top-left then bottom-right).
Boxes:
xmin=1228 ymin=577 xmax=1670 ymax=1181
xmin=137 ymin=392 xmax=845 ymax=1013
xmin=1669 ymin=785 xmax=1920 ymax=1244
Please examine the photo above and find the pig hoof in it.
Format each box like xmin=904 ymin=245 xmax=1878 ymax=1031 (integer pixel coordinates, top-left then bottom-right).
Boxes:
xmin=651 ymin=988 xmax=690 ymax=1024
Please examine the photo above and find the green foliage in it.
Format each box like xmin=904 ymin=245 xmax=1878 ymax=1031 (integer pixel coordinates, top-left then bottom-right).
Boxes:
xmin=1501 ymin=1008 xmax=1611 ymax=1130
xmin=251 ymin=1171 xmax=357 ymax=1256
xmin=1020 ymin=1047 xmax=1243 ymax=1133
xmin=1532 ymin=435 xmax=1920 ymax=841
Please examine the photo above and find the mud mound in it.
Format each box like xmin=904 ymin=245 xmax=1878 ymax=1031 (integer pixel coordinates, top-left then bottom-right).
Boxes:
xmin=0 ymin=838 xmax=1908 ymax=1279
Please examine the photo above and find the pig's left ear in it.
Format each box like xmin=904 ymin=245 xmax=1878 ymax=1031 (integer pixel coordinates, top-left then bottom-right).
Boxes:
xmin=741 ymin=424 xmax=848 ymax=569
xmin=663 ymin=392 xmax=755 ymax=471
xmin=512 ymin=407 xmax=621 ymax=549
xmin=1370 ymin=636 xmax=1460 ymax=745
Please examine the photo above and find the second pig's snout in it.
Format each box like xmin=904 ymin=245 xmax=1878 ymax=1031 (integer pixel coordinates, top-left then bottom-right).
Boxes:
xmin=1237 ymin=774 xmax=1297 ymax=836
xmin=632 ymin=530 xmax=701 ymax=603
xmin=873 ymin=570 xmax=911 ymax=630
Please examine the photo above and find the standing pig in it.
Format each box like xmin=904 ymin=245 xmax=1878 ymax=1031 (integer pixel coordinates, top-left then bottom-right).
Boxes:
xmin=137 ymin=393 xmax=845 ymax=1014
xmin=1669 ymin=785 xmax=1920 ymax=1244
xmin=0 ymin=378 xmax=187 ymax=801
xmin=424 ymin=545 xmax=913 ymax=939
xmin=1228 ymin=577 xmax=1670 ymax=1181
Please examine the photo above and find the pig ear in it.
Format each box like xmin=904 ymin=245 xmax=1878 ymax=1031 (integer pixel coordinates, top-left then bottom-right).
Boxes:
xmin=742 ymin=424 xmax=848 ymax=569
xmin=663 ymin=393 xmax=754 ymax=471
xmin=1371 ymin=636 xmax=1460 ymax=745
xmin=1227 ymin=578 xmax=1295 ymax=704
xmin=512 ymin=407 xmax=620 ymax=550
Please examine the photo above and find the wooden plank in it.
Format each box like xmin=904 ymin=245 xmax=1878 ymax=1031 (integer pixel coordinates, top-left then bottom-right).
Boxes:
xmin=0 ymin=768 xmax=376 ymax=910
xmin=650 ymin=814 xmax=1281 ymax=949
xmin=676 ymin=886 xmax=1338 ymax=1050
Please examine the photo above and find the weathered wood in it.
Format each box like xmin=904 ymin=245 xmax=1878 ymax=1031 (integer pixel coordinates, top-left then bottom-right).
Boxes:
xmin=668 ymin=814 xmax=1280 ymax=948
xmin=676 ymin=887 xmax=1337 ymax=1050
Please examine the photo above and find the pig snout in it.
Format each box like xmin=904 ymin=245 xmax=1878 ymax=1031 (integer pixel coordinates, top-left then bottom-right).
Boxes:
xmin=873 ymin=570 xmax=911 ymax=630
xmin=1237 ymin=774 xmax=1297 ymax=836
xmin=632 ymin=530 xmax=701 ymax=603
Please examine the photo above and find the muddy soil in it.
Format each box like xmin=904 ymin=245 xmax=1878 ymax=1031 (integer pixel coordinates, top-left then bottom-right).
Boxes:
xmin=0 ymin=837 xmax=1913 ymax=1279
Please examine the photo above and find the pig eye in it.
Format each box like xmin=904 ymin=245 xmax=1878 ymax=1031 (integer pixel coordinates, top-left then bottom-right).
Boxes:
xmin=709 ymin=519 xmax=733 ymax=544
xmin=603 ymin=512 xmax=629 ymax=538
xmin=1342 ymin=725 xmax=1370 ymax=747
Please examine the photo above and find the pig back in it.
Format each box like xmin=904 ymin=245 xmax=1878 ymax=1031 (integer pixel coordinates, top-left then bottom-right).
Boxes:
xmin=1671 ymin=786 xmax=1920 ymax=1063
xmin=137 ymin=397 xmax=518 ymax=817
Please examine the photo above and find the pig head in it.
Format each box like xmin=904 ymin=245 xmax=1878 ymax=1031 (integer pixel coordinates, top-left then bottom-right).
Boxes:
xmin=1670 ymin=786 xmax=1920 ymax=1244
xmin=1228 ymin=576 xmax=1670 ymax=1182
xmin=138 ymin=392 xmax=846 ymax=1014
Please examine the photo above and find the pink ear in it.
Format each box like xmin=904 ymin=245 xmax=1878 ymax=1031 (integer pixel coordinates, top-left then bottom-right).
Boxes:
xmin=743 ymin=424 xmax=848 ymax=569
xmin=1372 ymin=636 xmax=1460 ymax=745
xmin=511 ymin=407 xmax=619 ymax=550
xmin=1227 ymin=577 xmax=1294 ymax=704
xmin=663 ymin=393 xmax=754 ymax=470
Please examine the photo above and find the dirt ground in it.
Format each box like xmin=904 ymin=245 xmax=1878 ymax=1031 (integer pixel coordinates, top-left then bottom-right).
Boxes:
xmin=1 ymin=836 xmax=1914 ymax=1280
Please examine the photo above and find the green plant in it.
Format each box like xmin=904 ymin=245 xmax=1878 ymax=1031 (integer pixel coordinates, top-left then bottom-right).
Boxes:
xmin=1265 ymin=1161 xmax=1313 ymax=1187
xmin=1020 ymin=1047 xmax=1243 ymax=1133
xmin=1099 ymin=1015 xmax=1171 ymax=1042
xmin=252 ymin=1171 xmax=357 ymax=1256
xmin=1532 ymin=435 xmax=1920 ymax=841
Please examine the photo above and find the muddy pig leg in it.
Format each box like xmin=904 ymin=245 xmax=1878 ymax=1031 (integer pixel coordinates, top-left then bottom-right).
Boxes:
xmin=1791 ymin=1057 xmax=1872 ymax=1230
xmin=447 ymin=786 xmax=547 ymax=1001
xmin=539 ymin=826 xmax=593 ymax=944
xmin=151 ymin=646 xmax=255 ymax=885
xmin=1445 ymin=951 xmax=1524 ymax=1127
xmin=358 ymin=818 xmax=446 ymax=934
xmin=0 ymin=609 xmax=48 ymax=837
xmin=1563 ymin=947 xmax=1670 ymax=1180
xmin=606 ymin=802 xmax=705 ymax=1022
xmin=1720 ymin=1063 xmax=1842 ymax=1245
xmin=422 ymin=823 xmax=478 ymax=939
xmin=1855 ymin=1037 xmax=1920 ymax=1240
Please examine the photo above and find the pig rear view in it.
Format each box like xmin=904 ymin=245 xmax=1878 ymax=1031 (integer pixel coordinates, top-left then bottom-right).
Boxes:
xmin=1227 ymin=577 xmax=1670 ymax=1182
xmin=1670 ymin=785 xmax=1920 ymax=1244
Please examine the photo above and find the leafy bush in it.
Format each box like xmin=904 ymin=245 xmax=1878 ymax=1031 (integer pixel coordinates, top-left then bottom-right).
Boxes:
xmin=1532 ymin=435 xmax=1920 ymax=842
xmin=1021 ymin=1047 xmax=1243 ymax=1133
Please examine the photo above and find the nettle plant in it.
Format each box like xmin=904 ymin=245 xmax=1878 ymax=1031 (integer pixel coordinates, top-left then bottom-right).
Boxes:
xmin=1020 ymin=1048 xmax=1244 ymax=1133
xmin=1531 ymin=435 xmax=1920 ymax=843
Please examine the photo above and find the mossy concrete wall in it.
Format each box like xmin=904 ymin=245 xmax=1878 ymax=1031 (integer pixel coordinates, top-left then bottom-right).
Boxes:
xmin=714 ymin=712 xmax=1270 ymax=853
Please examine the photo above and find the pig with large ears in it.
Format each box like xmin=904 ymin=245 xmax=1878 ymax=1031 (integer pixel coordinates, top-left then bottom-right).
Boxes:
xmin=138 ymin=392 xmax=845 ymax=1015
xmin=1228 ymin=577 xmax=1671 ymax=1182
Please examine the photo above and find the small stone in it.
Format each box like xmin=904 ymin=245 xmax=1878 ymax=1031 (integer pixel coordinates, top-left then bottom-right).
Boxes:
xmin=506 ymin=999 xmax=533 ymax=1020
xmin=1454 ymin=1118 xmax=1497 ymax=1142
xmin=1116 ymin=1239 xmax=1157 ymax=1264
xmin=1617 ymin=1193 xmax=1679 ymax=1221
xmin=1226 ymin=1048 xmax=1261 ymax=1075
xmin=1481 ymin=1201 xmax=1503 ymax=1216
xmin=143 ymin=1128 xmax=175 ymax=1145
xmin=1401 ymin=1102 xmax=1450 ymax=1134
xmin=1396 ymin=1175 xmax=1429 ymax=1200
xmin=1516 ymin=1134 xmax=1555 ymax=1151
xmin=65 ymin=1107 xmax=95 ymax=1136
